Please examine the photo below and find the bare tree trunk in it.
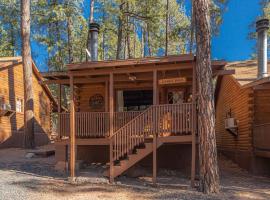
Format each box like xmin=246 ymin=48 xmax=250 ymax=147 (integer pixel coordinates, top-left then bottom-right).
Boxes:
xmin=165 ymin=0 xmax=169 ymax=56
xmin=146 ymin=24 xmax=152 ymax=56
xmin=194 ymin=0 xmax=220 ymax=194
xmin=133 ymin=21 xmax=136 ymax=58
xmin=90 ymin=0 xmax=95 ymax=23
xmin=21 ymin=0 xmax=35 ymax=149
xmin=141 ymin=26 xmax=144 ymax=57
xmin=86 ymin=0 xmax=95 ymax=60
xmin=190 ymin=0 xmax=195 ymax=54
xmin=116 ymin=2 xmax=124 ymax=59
xmin=67 ymin=17 xmax=73 ymax=63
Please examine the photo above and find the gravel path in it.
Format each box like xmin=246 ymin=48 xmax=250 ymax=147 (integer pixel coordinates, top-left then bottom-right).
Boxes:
xmin=0 ymin=146 xmax=270 ymax=200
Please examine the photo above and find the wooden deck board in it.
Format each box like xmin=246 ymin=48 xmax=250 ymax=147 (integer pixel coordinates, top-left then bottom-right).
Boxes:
xmin=55 ymin=135 xmax=194 ymax=146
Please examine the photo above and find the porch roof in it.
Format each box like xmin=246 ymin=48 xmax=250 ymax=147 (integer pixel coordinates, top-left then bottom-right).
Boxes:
xmin=40 ymin=55 xmax=229 ymax=85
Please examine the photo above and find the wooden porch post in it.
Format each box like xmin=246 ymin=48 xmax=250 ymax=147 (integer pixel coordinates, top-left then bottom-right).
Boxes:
xmin=57 ymin=84 xmax=62 ymax=137
xmin=191 ymin=62 xmax=197 ymax=187
xmin=105 ymin=81 xmax=109 ymax=112
xmin=153 ymin=69 xmax=158 ymax=184
xmin=69 ymin=76 xmax=76 ymax=181
xmin=109 ymin=73 xmax=114 ymax=183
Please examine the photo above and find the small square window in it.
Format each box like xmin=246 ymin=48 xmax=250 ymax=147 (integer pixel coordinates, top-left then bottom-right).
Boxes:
xmin=16 ymin=98 xmax=23 ymax=113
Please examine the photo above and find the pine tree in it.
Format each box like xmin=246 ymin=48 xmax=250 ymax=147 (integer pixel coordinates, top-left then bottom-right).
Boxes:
xmin=194 ymin=0 xmax=220 ymax=194
xmin=21 ymin=0 xmax=35 ymax=149
xmin=0 ymin=0 xmax=21 ymax=56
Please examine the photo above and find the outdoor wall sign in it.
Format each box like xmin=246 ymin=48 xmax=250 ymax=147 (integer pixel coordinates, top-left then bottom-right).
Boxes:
xmin=89 ymin=94 xmax=104 ymax=109
xmin=159 ymin=77 xmax=187 ymax=85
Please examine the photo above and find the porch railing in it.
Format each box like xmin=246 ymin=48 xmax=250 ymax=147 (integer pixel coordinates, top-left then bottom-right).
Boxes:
xmin=111 ymin=103 xmax=195 ymax=161
xmin=58 ymin=103 xmax=195 ymax=139
xmin=59 ymin=111 xmax=142 ymax=138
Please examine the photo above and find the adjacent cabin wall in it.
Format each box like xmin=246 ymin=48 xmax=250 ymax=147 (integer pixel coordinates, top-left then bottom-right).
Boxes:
xmin=254 ymin=87 xmax=270 ymax=125
xmin=215 ymin=75 xmax=254 ymax=170
xmin=0 ymin=63 xmax=51 ymax=147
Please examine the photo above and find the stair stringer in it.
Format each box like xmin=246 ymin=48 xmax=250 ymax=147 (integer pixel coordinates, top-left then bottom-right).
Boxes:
xmin=105 ymin=141 xmax=163 ymax=178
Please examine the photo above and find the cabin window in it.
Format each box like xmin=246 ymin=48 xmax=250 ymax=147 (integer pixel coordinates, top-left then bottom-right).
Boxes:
xmin=16 ymin=98 xmax=23 ymax=113
xmin=122 ymin=90 xmax=153 ymax=111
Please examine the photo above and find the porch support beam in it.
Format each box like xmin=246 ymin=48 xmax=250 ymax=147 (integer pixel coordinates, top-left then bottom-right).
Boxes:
xmin=109 ymin=73 xmax=114 ymax=183
xmin=57 ymin=84 xmax=62 ymax=137
xmin=69 ymin=75 xmax=76 ymax=181
xmin=153 ymin=69 xmax=158 ymax=184
xmin=105 ymin=81 xmax=109 ymax=112
xmin=191 ymin=62 xmax=196 ymax=187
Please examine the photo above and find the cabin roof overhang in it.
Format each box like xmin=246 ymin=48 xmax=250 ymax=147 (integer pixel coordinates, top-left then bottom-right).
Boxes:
xmin=40 ymin=55 xmax=230 ymax=85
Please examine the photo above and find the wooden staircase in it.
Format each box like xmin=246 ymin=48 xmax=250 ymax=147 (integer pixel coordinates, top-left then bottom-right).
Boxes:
xmin=105 ymin=141 xmax=163 ymax=178
xmin=106 ymin=103 xmax=195 ymax=180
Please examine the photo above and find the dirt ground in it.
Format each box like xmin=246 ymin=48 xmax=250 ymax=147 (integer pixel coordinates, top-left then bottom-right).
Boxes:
xmin=0 ymin=145 xmax=270 ymax=200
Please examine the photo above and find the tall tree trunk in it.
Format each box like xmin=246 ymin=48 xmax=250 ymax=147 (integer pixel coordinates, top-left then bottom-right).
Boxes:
xmin=141 ymin=26 xmax=144 ymax=57
xmin=21 ymin=0 xmax=35 ymax=149
xmin=165 ymin=0 xmax=169 ymax=56
xmin=194 ymin=0 xmax=220 ymax=194
xmin=90 ymin=0 xmax=95 ymax=23
xmin=190 ymin=0 xmax=195 ymax=54
xmin=116 ymin=2 xmax=124 ymax=59
xmin=133 ymin=21 xmax=136 ymax=58
xmin=126 ymin=3 xmax=132 ymax=59
xmin=146 ymin=24 xmax=152 ymax=56
xmin=86 ymin=0 xmax=95 ymax=60
xmin=67 ymin=17 xmax=73 ymax=63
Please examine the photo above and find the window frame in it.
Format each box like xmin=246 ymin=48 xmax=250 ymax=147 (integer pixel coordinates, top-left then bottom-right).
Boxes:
xmin=16 ymin=98 xmax=24 ymax=113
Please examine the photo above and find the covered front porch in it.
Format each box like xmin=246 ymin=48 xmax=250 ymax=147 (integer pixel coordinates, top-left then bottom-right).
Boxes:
xmin=41 ymin=54 xmax=229 ymax=185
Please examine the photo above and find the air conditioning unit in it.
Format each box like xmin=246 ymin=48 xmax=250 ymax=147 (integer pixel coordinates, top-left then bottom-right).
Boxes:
xmin=225 ymin=118 xmax=238 ymax=136
xmin=0 ymin=103 xmax=14 ymax=117
xmin=0 ymin=103 xmax=11 ymax=111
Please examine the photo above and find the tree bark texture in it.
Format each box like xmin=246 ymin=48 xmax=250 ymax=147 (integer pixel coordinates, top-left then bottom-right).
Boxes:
xmin=116 ymin=2 xmax=124 ymax=59
xmin=194 ymin=0 xmax=220 ymax=194
xmin=165 ymin=0 xmax=169 ymax=56
xmin=21 ymin=0 xmax=35 ymax=149
xmin=86 ymin=0 xmax=95 ymax=60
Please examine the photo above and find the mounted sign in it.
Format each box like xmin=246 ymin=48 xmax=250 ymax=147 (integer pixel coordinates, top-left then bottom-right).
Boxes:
xmin=89 ymin=94 xmax=104 ymax=109
xmin=159 ymin=77 xmax=187 ymax=85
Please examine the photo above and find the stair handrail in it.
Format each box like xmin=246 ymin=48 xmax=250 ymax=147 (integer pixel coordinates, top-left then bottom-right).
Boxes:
xmin=109 ymin=103 xmax=195 ymax=162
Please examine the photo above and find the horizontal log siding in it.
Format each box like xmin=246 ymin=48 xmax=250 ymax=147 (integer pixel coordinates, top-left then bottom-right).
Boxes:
xmin=0 ymin=63 xmax=51 ymax=144
xmin=77 ymin=84 xmax=106 ymax=112
xmin=254 ymin=89 xmax=270 ymax=125
xmin=215 ymin=75 xmax=254 ymax=152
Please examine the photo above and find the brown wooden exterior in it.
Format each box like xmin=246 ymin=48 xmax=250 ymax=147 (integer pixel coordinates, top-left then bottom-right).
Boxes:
xmin=42 ymin=54 xmax=228 ymax=184
xmin=0 ymin=57 xmax=56 ymax=148
xmin=215 ymin=61 xmax=270 ymax=175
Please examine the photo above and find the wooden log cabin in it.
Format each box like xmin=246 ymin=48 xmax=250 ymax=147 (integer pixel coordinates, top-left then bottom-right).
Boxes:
xmin=215 ymin=60 xmax=270 ymax=175
xmin=41 ymin=54 xmax=230 ymax=184
xmin=215 ymin=19 xmax=270 ymax=176
xmin=0 ymin=57 xmax=57 ymax=148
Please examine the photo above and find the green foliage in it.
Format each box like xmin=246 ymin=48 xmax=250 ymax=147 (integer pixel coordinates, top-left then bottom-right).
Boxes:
xmin=0 ymin=0 xmax=21 ymax=56
xmin=0 ymin=0 xmax=227 ymax=61
xmin=249 ymin=0 xmax=270 ymax=58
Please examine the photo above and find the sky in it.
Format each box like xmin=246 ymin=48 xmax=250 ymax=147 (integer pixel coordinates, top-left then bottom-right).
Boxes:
xmin=33 ymin=0 xmax=263 ymax=71
xmin=212 ymin=0 xmax=262 ymax=61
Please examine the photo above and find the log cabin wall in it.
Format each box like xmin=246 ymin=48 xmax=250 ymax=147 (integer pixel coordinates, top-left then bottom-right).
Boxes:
xmin=215 ymin=75 xmax=254 ymax=170
xmin=76 ymin=83 xmax=106 ymax=112
xmin=0 ymin=62 xmax=52 ymax=147
xmin=254 ymin=87 xmax=270 ymax=125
